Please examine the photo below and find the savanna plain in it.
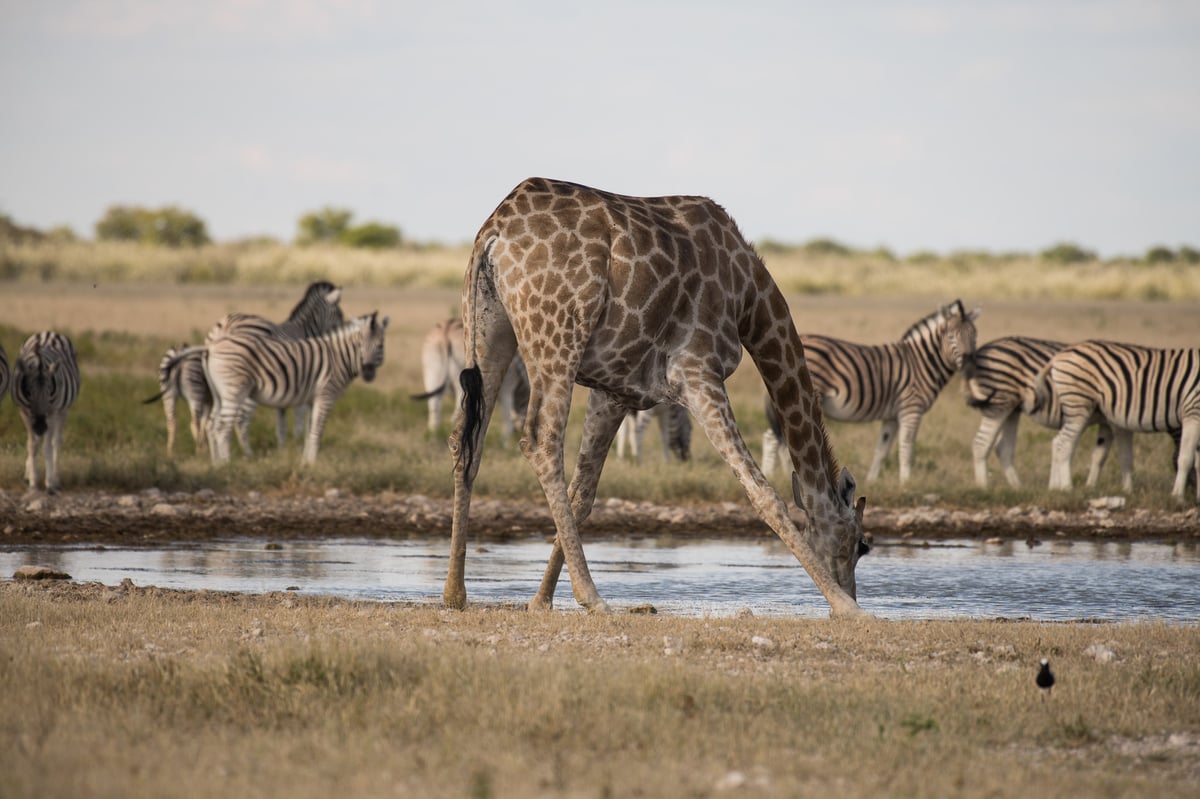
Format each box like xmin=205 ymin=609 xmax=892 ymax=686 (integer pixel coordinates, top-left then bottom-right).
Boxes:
xmin=2 ymin=245 xmax=1199 ymax=797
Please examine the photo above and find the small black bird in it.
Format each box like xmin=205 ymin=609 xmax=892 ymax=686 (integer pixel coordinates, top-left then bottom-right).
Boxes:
xmin=1036 ymin=658 xmax=1056 ymax=698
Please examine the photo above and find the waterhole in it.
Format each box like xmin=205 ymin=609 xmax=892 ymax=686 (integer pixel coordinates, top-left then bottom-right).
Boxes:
xmin=4 ymin=536 xmax=1198 ymax=621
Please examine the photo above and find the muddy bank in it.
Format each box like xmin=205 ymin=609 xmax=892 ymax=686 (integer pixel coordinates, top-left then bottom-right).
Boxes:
xmin=1 ymin=488 xmax=1197 ymax=547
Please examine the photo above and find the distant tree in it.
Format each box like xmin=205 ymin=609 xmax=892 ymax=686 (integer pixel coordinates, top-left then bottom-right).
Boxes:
xmin=1144 ymin=245 xmax=1177 ymax=264
xmin=95 ymin=204 xmax=209 ymax=247
xmin=1040 ymin=242 xmax=1096 ymax=264
xmin=802 ymin=237 xmax=854 ymax=257
xmin=296 ymin=207 xmax=354 ymax=245
xmin=1179 ymin=245 xmax=1200 ymax=265
xmin=339 ymin=221 xmax=403 ymax=249
xmin=46 ymin=225 xmax=78 ymax=243
xmin=0 ymin=214 xmax=46 ymax=244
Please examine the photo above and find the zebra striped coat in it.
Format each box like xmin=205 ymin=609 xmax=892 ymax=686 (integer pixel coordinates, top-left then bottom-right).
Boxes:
xmin=764 ymin=300 xmax=980 ymax=483
xmin=201 ymin=312 xmax=389 ymax=464
xmin=615 ymin=403 xmax=693 ymax=463
xmin=963 ymin=336 xmax=1118 ymax=488
xmin=1034 ymin=340 xmax=1200 ymax=500
xmin=143 ymin=344 xmax=213 ymax=455
xmin=11 ymin=331 xmax=81 ymax=493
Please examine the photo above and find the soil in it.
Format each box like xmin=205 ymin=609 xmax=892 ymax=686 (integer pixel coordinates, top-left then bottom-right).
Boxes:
xmin=2 ymin=488 xmax=1197 ymax=548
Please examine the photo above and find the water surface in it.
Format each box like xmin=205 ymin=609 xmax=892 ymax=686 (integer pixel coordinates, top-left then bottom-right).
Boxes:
xmin=4 ymin=536 xmax=1198 ymax=622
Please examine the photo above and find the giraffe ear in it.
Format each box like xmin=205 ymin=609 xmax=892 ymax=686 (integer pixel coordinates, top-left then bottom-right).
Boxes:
xmin=837 ymin=466 xmax=857 ymax=508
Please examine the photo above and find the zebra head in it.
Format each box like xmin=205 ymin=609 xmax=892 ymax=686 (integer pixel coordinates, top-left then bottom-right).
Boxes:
xmin=938 ymin=300 xmax=981 ymax=371
xmin=18 ymin=347 xmax=61 ymax=436
xmin=355 ymin=312 xmax=390 ymax=383
xmin=289 ymin=280 xmax=346 ymax=337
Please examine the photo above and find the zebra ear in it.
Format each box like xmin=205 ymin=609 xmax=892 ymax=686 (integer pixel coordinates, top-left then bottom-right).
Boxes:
xmin=326 ymin=287 xmax=343 ymax=305
xmin=967 ymin=305 xmax=981 ymax=322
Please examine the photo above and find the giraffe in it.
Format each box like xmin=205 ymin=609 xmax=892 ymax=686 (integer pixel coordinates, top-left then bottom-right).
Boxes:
xmin=446 ymin=178 xmax=869 ymax=617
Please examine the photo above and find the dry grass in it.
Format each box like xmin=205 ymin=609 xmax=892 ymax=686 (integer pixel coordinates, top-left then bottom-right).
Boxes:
xmin=2 ymin=582 xmax=1198 ymax=798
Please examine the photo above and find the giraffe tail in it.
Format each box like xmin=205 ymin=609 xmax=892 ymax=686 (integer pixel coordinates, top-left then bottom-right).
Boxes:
xmin=454 ymin=235 xmax=497 ymax=472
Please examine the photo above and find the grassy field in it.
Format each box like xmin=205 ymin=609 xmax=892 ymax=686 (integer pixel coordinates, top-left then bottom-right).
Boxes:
xmin=2 ymin=582 xmax=1198 ymax=798
xmin=0 ymin=262 xmax=1197 ymax=508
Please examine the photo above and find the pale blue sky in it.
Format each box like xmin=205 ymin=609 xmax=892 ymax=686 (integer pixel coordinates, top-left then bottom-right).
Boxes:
xmin=2 ymin=1 xmax=1197 ymax=256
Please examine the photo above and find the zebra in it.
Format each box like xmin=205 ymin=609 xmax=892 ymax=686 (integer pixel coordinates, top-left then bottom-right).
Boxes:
xmin=142 ymin=343 xmax=213 ymax=455
xmin=615 ymin=403 xmax=693 ymax=463
xmin=411 ymin=318 xmax=529 ymax=442
xmin=1031 ymin=340 xmax=1200 ymax=500
xmin=761 ymin=300 xmax=980 ymax=483
xmin=10 ymin=331 xmax=81 ymax=493
xmin=195 ymin=312 xmax=389 ymax=464
xmin=203 ymin=280 xmax=345 ymax=451
xmin=963 ymin=336 xmax=1119 ymax=488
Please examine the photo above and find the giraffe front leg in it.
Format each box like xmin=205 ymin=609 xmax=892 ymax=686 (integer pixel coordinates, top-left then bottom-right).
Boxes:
xmin=530 ymin=391 xmax=627 ymax=611
xmin=867 ymin=418 xmax=898 ymax=482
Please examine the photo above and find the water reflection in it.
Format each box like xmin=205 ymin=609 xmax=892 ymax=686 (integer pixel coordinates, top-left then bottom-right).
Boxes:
xmin=3 ymin=536 xmax=1198 ymax=622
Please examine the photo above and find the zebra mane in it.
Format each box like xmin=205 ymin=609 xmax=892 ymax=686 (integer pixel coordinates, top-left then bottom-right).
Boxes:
xmin=287 ymin=281 xmax=342 ymax=324
xmin=900 ymin=301 xmax=961 ymax=342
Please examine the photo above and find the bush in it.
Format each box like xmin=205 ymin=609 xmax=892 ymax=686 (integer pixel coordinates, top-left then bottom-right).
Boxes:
xmin=1144 ymin=245 xmax=1176 ymax=264
xmin=1179 ymin=245 xmax=1200 ymax=265
xmin=1040 ymin=242 xmax=1096 ymax=264
xmin=339 ymin=222 xmax=402 ymax=249
xmin=802 ymin=237 xmax=854 ymax=257
xmin=95 ymin=205 xmax=210 ymax=247
xmin=296 ymin=207 xmax=354 ymax=245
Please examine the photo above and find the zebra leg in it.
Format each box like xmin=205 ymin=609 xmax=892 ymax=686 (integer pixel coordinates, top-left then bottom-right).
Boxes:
xmin=530 ymin=391 xmax=628 ymax=611
xmin=1085 ymin=422 xmax=1115 ymax=487
xmin=1049 ymin=416 xmax=1089 ymax=490
xmin=22 ymin=418 xmax=42 ymax=491
xmin=896 ymin=414 xmax=923 ymax=484
xmin=1171 ymin=420 xmax=1200 ymax=500
xmin=994 ymin=411 xmax=1023 ymax=488
xmin=761 ymin=428 xmax=793 ymax=477
xmin=162 ymin=388 xmax=178 ymax=456
xmin=867 ymin=418 xmax=899 ymax=482
xmin=294 ymin=404 xmax=308 ymax=442
xmin=971 ymin=413 xmax=1007 ymax=488
xmin=301 ymin=399 xmax=334 ymax=464
xmin=235 ymin=399 xmax=256 ymax=456
xmin=274 ymin=408 xmax=288 ymax=448
xmin=45 ymin=412 xmax=66 ymax=494
xmin=615 ymin=414 xmax=634 ymax=460
xmin=1113 ymin=428 xmax=1135 ymax=492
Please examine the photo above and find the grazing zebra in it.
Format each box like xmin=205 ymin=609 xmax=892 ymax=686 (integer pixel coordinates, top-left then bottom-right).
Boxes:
xmin=204 ymin=280 xmax=345 ymax=450
xmin=762 ymin=300 xmax=980 ymax=483
xmin=197 ymin=312 xmax=389 ymax=464
xmin=10 ymin=331 xmax=81 ymax=493
xmin=1032 ymin=340 xmax=1200 ymax=500
xmin=963 ymin=336 xmax=1119 ymax=488
xmin=142 ymin=344 xmax=213 ymax=455
xmin=615 ymin=403 xmax=692 ymax=463
xmin=411 ymin=318 xmax=528 ymax=441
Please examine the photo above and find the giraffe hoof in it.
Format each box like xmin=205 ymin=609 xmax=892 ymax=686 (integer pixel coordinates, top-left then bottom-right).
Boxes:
xmin=527 ymin=595 xmax=554 ymax=612
xmin=442 ymin=592 xmax=468 ymax=611
xmin=585 ymin=599 xmax=612 ymax=615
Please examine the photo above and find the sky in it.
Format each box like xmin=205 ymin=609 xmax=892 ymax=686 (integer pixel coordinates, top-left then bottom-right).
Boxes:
xmin=2 ymin=1 xmax=1197 ymax=257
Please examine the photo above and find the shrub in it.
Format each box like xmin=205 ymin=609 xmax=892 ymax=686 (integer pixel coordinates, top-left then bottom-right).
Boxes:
xmin=1144 ymin=245 xmax=1176 ymax=264
xmin=296 ymin=207 xmax=354 ymax=245
xmin=340 ymin=222 xmax=403 ymax=249
xmin=95 ymin=205 xmax=210 ymax=247
xmin=1040 ymin=242 xmax=1096 ymax=264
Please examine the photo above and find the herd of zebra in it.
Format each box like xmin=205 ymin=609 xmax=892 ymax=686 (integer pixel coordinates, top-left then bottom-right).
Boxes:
xmin=1 ymin=284 xmax=1196 ymax=502
xmin=412 ymin=297 xmax=1197 ymax=501
xmin=0 ymin=281 xmax=388 ymax=493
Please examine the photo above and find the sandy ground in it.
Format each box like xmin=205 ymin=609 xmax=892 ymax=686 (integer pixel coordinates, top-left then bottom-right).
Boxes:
xmin=2 ymin=488 xmax=1197 ymax=548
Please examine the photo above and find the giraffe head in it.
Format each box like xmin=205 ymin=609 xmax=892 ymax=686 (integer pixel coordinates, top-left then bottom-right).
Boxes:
xmin=792 ymin=467 xmax=869 ymax=599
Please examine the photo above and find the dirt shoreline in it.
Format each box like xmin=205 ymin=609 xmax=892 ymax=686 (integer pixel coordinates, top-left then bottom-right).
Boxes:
xmin=1 ymin=488 xmax=1197 ymax=547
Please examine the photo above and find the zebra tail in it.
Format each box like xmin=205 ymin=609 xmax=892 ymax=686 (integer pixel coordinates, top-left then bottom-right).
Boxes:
xmin=1025 ymin=365 xmax=1051 ymax=416
xmin=162 ymin=345 xmax=207 ymax=375
xmin=143 ymin=389 xmax=167 ymax=404
xmin=410 ymin=380 xmax=448 ymax=401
